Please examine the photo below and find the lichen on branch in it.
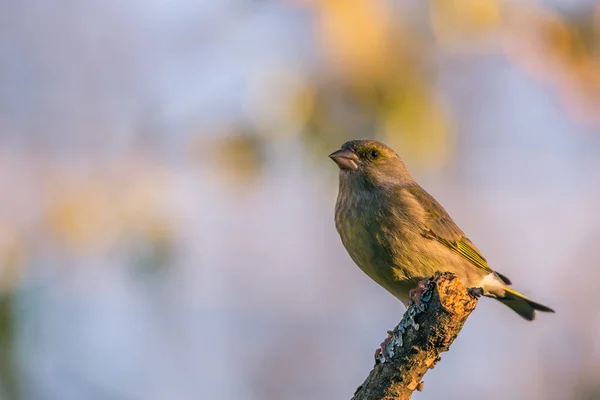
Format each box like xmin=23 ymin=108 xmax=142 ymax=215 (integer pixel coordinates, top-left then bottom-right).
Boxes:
xmin=352 ymin=272 xmax=478 ymax=400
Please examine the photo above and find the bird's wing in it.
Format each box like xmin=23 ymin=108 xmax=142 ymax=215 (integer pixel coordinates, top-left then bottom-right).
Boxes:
xmin=404 ymin=185 xmax=496 ymax=276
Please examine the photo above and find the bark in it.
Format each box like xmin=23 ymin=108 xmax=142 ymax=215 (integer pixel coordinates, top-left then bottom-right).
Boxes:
xmin=352 ymin=272 xmax=478 ymax=400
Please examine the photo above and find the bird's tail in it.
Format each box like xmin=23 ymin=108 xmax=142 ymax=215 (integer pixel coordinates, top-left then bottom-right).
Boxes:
xmin=496 ymin=287 xmax=554 ymax=321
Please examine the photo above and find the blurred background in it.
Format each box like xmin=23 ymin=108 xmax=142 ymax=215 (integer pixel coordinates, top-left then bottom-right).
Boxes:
xmin=1 ymin=0 xmax=600 ymax=399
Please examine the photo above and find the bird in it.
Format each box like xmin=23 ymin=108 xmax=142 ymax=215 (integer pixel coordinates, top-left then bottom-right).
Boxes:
xmin=330 ymin=139 xmax=554 ymax=321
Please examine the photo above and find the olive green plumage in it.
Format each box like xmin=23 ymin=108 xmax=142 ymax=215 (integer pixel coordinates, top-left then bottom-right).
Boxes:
xmin=330 ymin=139 xmax=554 ymax=320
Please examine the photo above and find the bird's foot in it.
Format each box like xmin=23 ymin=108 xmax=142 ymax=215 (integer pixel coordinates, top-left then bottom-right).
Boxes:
xmin=409 ymin=279 xmax=428 ymax=307
xmin=468 ymin=287 xmax=484 ymax=298
xmin=374 ymin=330 xmax=394 ymax=363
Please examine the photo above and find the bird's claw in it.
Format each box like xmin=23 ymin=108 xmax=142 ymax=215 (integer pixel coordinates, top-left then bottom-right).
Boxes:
xmin=409 ymin=279 xmax=428 ymax=307
xmin=468 ymin=287 xmax=484 ymax=298
xmin=374 ymin=330 xmax=395 ymax=363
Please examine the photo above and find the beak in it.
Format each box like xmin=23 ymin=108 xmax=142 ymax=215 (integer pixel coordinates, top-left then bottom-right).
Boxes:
xmin=329 ymin=149 xmax=359 ymax=170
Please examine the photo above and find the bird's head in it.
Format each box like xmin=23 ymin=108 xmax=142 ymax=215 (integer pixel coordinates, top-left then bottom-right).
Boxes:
xmin=329 ymin=139 xmax=412 ymax=188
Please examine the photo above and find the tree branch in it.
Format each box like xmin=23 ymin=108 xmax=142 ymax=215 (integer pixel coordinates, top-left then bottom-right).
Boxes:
xmin=352 ymin=272 xmax=478 ymax=400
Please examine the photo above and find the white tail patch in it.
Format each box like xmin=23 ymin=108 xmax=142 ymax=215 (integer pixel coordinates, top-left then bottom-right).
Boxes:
xmin=479 ymin=273 xmax=506 ymax=297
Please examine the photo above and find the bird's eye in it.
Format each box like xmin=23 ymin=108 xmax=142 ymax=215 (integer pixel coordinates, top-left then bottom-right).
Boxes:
xmin=369 ymin=149 xmax=379 ymax=160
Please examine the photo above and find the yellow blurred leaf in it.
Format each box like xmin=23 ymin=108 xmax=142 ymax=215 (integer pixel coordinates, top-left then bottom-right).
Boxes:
xmin=45 ymin=180 xmax=115 ymax=252
xmin=0 ymin=226 xmax=24 ymax=293
xmin=502 ymin=3 xmax=600 ymax=126
xmin=431 ymin=0 xmax=503 ymax=49
xmin=315 ymin=0 xmax=397 ymax=81
xmin=381 ymin=82 xmax=454 ymax=168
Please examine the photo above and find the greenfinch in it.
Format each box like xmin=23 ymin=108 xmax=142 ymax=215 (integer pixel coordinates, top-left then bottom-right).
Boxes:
xmin=330 ymin=139 xmax=554 ymax=320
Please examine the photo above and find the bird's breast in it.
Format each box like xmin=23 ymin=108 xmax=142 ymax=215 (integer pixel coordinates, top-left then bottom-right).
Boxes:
xmin=335 ymin=190 xmax=408 ymax=281
xmin=334 ymin=187 xmax=436 ymax=303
